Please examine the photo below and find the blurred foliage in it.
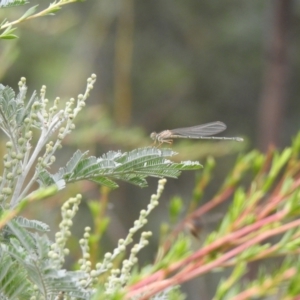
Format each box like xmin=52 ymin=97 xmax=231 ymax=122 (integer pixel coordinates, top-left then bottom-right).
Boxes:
xmin=2 ymin=0 xmax=299 ymax=142
xmin=125 ymin=132 xmax=300 ymax=299
xmin=1 ymin=0 xmax=298 ymax=146
xmin=1 ymin=0 xmax=300 ymax=298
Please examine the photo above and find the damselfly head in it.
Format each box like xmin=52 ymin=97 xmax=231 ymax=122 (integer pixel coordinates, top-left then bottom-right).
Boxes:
xmin=150 ymin=132 xmax=157 ymax=140
xmin=235 ymin=137 xmax=244 ymax=142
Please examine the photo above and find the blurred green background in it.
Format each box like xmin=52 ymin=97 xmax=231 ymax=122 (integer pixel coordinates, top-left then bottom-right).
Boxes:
xmin=0 ymin=0 xmax=299 ymax=298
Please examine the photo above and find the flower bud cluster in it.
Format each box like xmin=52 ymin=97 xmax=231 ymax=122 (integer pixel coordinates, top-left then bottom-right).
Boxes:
xmin=78 ymin=226 xmax=92 ymax=287
xmin=0 ymin=74 xmax=96 ymax=207
xmin=28 ymin=74 xmax=96 ymax=185
xmin=102 ymin=179 xmax=167 ymax=294
xmin=48 ymin=194 xmax=82 ymax=268
xmin=38 ymin=74 xmax=97 ymax=168
xmin=65 ymin=74 xmax=96 ymax=122
xmin=18 ymin=77 xmax=26 ymax=94
xmin=0 ymin=78 xmax=35 ymax=206
xmin=0 ymin=132 xmax=32 ymax=204
xmin=116 ymin=231 xmax=152 ymax=287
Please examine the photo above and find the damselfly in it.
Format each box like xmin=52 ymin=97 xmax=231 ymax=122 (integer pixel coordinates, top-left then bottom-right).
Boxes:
xmin=150 ymin=121 xmax=243 ymax=145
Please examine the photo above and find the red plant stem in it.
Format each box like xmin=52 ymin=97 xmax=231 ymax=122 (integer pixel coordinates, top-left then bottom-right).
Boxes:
xmin=172 ymin=218 xmax=297 ymax=282
xmin=234 ymin=174 xmax=300 ymax=232
xmin=189 ymin=187 xmax=234 ymax=220
xmin=231 ymin=268 xmax=296 ymax=300
xmin=231 ymin=190 xmax=264 ymax=230
xmin=232 ymin=148 xmax=274 ymax=226
xmin=233 ymin=170 xmax=300 ymax=230
xmin=158 ymin=187 xmax=234 ymax=258
xmin=258 ymin=176 xmax=300 ymax=219
xmin=222 ymin=247 xmax=300 ymax=268
xmin=258 ymin=146 xmax=275 ymax=176
xmin=127 ymin=210 xmax=287 ymax=296
xmin=126 ymin=217 xmax=300 ymax=299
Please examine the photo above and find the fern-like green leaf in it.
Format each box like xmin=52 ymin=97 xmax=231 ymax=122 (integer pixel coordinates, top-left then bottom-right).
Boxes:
xmin=0 ymin=0 xmax=27 ymax=8
xmin=0 ymin=251 xmax=32 ymax=299
xmin=6 ymin=220 xmax=37 ymax=253
xmin=3 ymin=220 xmax=92 ymax=299
xmin=37 ymin=148 xmax=202 ymax=189
xmin=90 ymin=176 xmax=119 ymax=188
xmin=15 ymin=217 xmax=50 ymax=232
xmin=64 ymin=149 xmax=89 ymax=174
xmin=37 ymin=169 xmax=65 ymax=190
xmin=0 ymin=85 xmax=16 ymax=122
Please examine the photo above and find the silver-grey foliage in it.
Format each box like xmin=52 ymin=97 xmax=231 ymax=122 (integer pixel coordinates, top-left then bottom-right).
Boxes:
xmin=0 ymin=76 xmax=201 ymax=299
xmin=2 ymin=220 xmax=91 ymax=299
